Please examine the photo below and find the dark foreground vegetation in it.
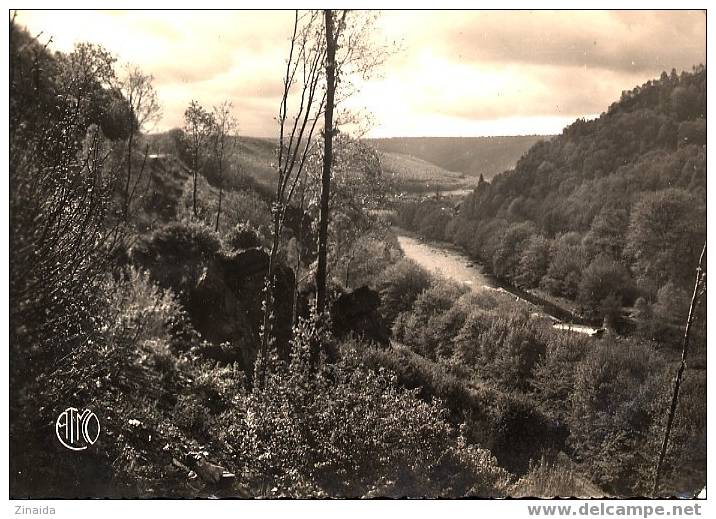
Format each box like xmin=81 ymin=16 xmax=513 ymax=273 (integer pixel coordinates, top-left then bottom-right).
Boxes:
xmin=9 ymin=15 xmax=705 ymax=499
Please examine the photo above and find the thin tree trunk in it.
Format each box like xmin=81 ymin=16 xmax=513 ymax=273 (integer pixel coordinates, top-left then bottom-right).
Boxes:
xmin=215 ymin=184 xmax=223 ymax=231
xmin=653 ymin=242 xmax=706 ymax=495
xmin=292 ymin=177 xmax=306 ymax=326
xmin=124 ymin=122 xmax=134 ymax=221
xmin=192 ymin=149 xmax=198 ymax=218
xmin=316 ymin=9 xmax=336 ymax=315
xmin=215 ymin=141 xmax=224 ymax=232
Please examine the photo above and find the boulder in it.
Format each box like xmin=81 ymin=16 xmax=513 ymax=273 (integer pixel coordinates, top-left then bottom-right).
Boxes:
xmin=331 ymin=286 xmax=390 ymax=346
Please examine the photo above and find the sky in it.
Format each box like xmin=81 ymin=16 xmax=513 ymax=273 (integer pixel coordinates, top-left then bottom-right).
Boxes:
xmin=15 ymin=9 xmax=706 ymax=138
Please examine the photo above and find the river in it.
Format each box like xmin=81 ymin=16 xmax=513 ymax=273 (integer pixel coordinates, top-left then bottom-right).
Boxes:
xmin=395 ymin=233 xmax=495 ymax=289
xmin=395 ymin=228 xmax=602 ymax=336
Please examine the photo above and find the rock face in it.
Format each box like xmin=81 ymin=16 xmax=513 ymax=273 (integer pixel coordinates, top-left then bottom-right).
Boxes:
xmin=331 ymin=286 xmax=390 ymax=346
xmin=132 ymin=228 xmax=295 ymax=374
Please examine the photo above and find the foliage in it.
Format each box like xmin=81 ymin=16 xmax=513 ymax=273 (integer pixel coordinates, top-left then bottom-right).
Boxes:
xmin=375 ymin=258 xmax=432 ymax=326
xmin=491 ymin=394 xmax=566 ymax=476
xmin=393 ymin=279 xmax=467 ymax=359
xmin=626 ymin=188 xmax=704 ymax=294
xmin=224 ymin=222 xmax=263 ymax=251
xmin=221 ymin=318 xmax=509 ymax=497
xmin=567 ymin=339 xmax=669 ymax=494
xmin=511 ymin=453 xmax=606 ymax=497
xmin=577 ymin=255 xmax=635 ymax=320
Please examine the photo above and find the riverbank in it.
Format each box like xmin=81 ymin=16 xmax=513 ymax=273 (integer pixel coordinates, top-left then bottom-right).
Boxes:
xmin=392 ymin=226 xmax=595 ymax=328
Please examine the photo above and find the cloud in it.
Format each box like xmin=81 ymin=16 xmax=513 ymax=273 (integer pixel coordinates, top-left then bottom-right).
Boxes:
xmin=15 ymin=9 xmax=706 ymax=137
xmin=407 ymin=10 xmax=705 ymax=74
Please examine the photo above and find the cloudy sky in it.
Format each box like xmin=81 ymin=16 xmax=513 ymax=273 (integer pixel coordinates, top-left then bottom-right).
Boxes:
xmin=15 ymin=10 xmax=706 ymax=137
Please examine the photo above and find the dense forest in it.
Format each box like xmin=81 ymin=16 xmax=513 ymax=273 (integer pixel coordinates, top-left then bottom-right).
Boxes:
xmin=9 ymin=11 xmax=706 ymax=501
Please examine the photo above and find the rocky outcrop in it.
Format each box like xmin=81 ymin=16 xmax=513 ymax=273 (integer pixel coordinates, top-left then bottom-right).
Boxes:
xmin=131 ymin=227 xmax=295 ymax=374
xmin=331 ymin=286 xmax=390 ymax=346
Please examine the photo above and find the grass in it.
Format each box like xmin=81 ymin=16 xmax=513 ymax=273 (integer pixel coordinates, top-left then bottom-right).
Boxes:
xmin=379 ymin=151 xmax=474 ymax=193
xmin=511 ymin=453 xmax=607 ymax=498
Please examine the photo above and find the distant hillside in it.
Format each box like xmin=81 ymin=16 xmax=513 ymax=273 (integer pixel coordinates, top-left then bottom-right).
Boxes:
xmin=148 ymin=132 xmax=278 ymax=191
xmin=369 ymin=135 xmax=547 ymax=180
xmin=379 ymin=151 xmax=475 ymax=193
xmin=147 ymin=132 xmax=478 ymax=195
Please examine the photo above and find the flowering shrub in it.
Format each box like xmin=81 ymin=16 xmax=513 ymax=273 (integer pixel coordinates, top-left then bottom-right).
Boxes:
xmin=219 ymin=314 xmax=509 ymax=497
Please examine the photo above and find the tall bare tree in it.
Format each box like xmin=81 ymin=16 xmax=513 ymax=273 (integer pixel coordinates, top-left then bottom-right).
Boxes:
xmin=183 ymin=100 xmax=214 ymax=218
xmin=256 ymin=10 xmax=327 ymax=388
xmin=256 ymin=10 xmax=386 ymax=386
xmin=117 ymin=64 xmax=161 ymax=221
xmin=315 ymin=9 xmax=385 ymax=314
xmin=211 ymin=101 xmax=238 ymax=231
xmin=653 ymin=242 xmax=706 ymax=495
xmin=315 ymin=9 xmax=340 ymax=315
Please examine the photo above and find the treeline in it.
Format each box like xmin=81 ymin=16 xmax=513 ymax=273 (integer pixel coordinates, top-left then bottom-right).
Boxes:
xmin=398 ymin=67 xmax=706 ymax=332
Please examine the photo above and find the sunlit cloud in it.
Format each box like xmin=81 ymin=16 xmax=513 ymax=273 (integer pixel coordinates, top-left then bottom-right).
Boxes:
xmin=14 ymin=9 xmax=705 ymax=137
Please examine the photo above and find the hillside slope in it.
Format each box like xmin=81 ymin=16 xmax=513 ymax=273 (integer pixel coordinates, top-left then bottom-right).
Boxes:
xmin=379 ymin=151 xmax=475 ymax=193
xmin=370 ymin=135 xmax=547 ymax=180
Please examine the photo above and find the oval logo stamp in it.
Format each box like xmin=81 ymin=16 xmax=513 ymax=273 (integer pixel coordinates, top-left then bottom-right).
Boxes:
xmin=55 ymin=407 xmax=100 ymax=451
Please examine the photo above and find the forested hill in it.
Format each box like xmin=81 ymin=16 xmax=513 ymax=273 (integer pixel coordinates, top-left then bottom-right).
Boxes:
xmin=462 ymin=66 xmax=706 ymax=237
xmin=399 ymin=66 xmax=706 ymax=322
xmin=369 ymin=135 xmax=546 ymax=180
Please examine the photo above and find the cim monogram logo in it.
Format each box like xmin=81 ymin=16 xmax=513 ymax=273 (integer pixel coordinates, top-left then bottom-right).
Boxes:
xmin=55 ymin=407 xmax=100 ymax=451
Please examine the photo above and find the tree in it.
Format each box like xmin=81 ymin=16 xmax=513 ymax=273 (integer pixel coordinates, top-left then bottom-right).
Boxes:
xmin=583 ymin=205 xmax=629 ymax=260
xmin=315 ymin=9 xmax=340 ymax=315
xmin=303 ymin=134 xmax=388 ymax=286
xmin=257 ymin=10 xmax=328 ymax=388
xmin=116 ymin=64 xmax=161 ymax=221
xmin=577 ymin=255 xmax=635 ymax=321
xmin=315 ymin=9 xmax=385 ymax=314
xmin=183 ymin=100 xmax=214 ymax=218
xmin=257 ymin=10 xmax=385 ymax=385
xmin=626 ymin=188 xmax=704 ymax=294
xmin=210 ymin=101 xmax=237 ymax=231
xmin=515 ymin=235 xmax=551 ymax=288
xmin=654 ymin=244 xmax=706 ymax=495
xmin=492 ymin=221 xmax=538 ymax=280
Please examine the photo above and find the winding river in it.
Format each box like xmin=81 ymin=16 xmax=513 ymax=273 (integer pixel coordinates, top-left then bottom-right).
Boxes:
xmin=395 ymin=228 xmax=602 ymax=336
xmin=396 ymin=233 xmax=496 ymax=290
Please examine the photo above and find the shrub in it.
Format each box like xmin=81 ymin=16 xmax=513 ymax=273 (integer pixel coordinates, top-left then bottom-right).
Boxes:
xmin=224 ymin=221 xmax=262 ymax=251
xmin=9 ymin=265 xmax=224 ymax=498
xmin=398 ymin=279 xmax=467 ymax=359
xmin=577 ymin=254 xmax=635 ymax=320
xmin=220 ymin=323 xmax=507 ymax=497
xmin=131 ymin=221 xmax=221 ymax=293
xmin=376 ymin=258 xmax=432 ymax=326
xmin=653 ymin=281 xmax=691 ymax=324
xmin=568 ymin=339 xmax=668 ymax=494
xmin=491 ymin=394 xmax=566 ymax=476
xmin=511 ymin=453 xmax=605 ymax=497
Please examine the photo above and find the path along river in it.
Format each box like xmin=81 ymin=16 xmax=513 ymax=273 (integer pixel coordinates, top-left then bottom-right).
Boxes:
xmin=395 ymin=229 xmax=602 ymax=336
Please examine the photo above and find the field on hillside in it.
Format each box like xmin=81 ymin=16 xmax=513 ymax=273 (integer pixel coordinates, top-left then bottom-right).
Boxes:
xmin=380 ymin=151 xmax=476 ymax=193
xmin=371 ymin=135 xmax=548 ymax=180
xmin=228 ymin=136 xmax=277 ymax=188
